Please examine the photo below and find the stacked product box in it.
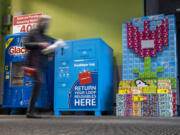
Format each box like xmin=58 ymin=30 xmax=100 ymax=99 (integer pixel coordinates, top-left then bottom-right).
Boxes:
xmin=121 ymin=14 xmax=178 ymax=117
xmin=170 ymin=78 xmax=177 ymax=116
xmin=150 ymin=94 xmax=159 ymax=117
xmin=116 ymin=94 xmax=126 ymax=116
xmin=116 ymin=79 xmax=175 ymax=117
xmin=116 ymin=87 xmax=132 ymax=116
xmin=157 ymin=79 xmax=173 ymax=117
xmin=141 ymin=94 xmax=149 ymax=117
xmin=141 ymin=94 xmax=158 ymax=117
xmin=125 ymin=94 xmax=133 ymax=116
xmin=172 ymin=92 xmax=177 ymax=115
xmin=132 ymin=87 xmax=142 ymax=116
xmin=122 ymin=14 xmax=177 ymax=80
xmin=141 ymin=83 xmax=158 ymax=117
xmin=158 ymin=93 xmax=173 ymax=117
xmin=132 ymin=95 xmax=141 ymax=116
xmin=122 ymin=14 xmax=177 ymax=86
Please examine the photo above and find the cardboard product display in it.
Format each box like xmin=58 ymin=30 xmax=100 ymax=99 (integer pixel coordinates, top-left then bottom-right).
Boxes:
xmin=116 ymin=79 xmax=175 ymax=117
xmin=119 ymin=14 xmax=177 ymax=117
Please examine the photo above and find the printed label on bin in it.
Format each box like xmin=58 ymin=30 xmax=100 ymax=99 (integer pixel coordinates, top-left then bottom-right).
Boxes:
xmin=9 ymin=46 xmax=28 ymax=55
xmin=78 ymin=71 xmax=92 ymax=85
xmin=68 ymin=71 xmax=98 ymax=109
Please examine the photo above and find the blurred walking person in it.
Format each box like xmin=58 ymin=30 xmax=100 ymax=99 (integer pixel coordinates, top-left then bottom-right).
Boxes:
xmin=24 ymin=15 xmax=52 ymax=118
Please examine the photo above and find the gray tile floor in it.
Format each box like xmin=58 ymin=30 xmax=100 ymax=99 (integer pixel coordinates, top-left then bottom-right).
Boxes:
xmin=0 ymin=115 xmax=180 ymax=135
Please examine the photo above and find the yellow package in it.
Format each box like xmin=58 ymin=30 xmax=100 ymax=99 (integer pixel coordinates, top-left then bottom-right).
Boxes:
xmin=133 ymin=96 xmax=139 ymax=102
xmin=157 ymin=89 xmax=169 ymax=94
xmin=139 ymin=96 xmax=144 ymax=101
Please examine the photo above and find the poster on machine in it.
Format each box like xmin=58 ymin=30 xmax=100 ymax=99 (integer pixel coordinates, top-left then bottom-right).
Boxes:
xmin=68 ymin=71 xmax=98 ymax=109
xmin=13 ymin=13 xmax=42 ymax=34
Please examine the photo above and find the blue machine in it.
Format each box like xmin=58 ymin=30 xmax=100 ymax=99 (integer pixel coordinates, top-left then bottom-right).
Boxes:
xmin=3 ymin=33 xmax=54 ymax=109
xmin=54 ymin=38 xmax=114 ymax=116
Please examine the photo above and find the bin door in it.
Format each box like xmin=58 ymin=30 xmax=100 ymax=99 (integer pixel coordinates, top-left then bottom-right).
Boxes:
xmin=73 ymin=40 xmax=96 ymax=59
xmin=54 ymin=82 xmax=71 ymax=108
xmin=10 ymin=62 xmax=24 ymax=87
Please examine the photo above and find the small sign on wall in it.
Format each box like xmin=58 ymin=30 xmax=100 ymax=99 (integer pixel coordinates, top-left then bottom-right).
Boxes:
xmin=13 ymin=13 xmax=42 ymax=34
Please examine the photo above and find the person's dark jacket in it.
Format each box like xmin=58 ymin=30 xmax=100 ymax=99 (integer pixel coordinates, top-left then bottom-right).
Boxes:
xmin=23 ymin=29 xmax=51 ymax=70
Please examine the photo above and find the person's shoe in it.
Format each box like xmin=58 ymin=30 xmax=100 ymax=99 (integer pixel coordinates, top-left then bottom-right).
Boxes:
xmin=26 ymin=113 xmax=41 ymax=119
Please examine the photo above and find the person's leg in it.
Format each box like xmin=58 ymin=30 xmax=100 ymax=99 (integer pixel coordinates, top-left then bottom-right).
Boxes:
xmin=27 ymin=69 xmax=44 ymax=115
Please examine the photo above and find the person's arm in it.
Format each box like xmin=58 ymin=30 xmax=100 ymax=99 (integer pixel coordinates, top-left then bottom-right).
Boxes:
xmin=24 ymin=41 xmax=49 ymax=49
xmin=23 ymin=32 xmax=50 ymax=50
xmin=23 ymin=32 xmax=39 ymax=50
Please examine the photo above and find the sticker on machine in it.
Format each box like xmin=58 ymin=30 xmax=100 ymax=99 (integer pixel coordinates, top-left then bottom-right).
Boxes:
xmin=68 ymin=71 xmax=98 ymax=109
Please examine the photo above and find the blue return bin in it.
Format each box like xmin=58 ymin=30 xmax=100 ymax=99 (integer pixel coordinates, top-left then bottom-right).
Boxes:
xmin=3 ymin=33 xmax=54 ymax=109
xmin=54 ymin=38 xmax=114 ymax=116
